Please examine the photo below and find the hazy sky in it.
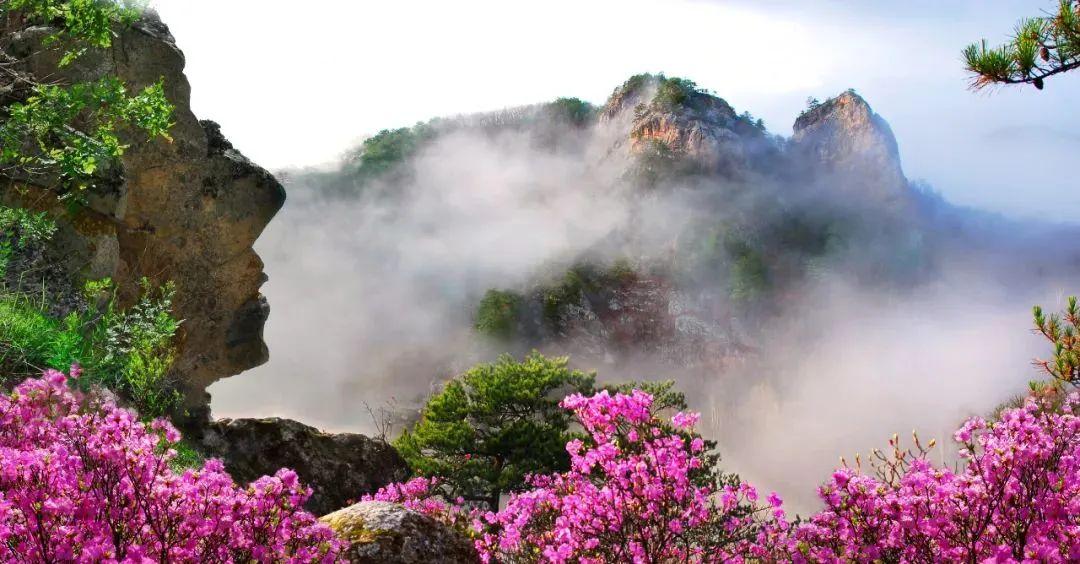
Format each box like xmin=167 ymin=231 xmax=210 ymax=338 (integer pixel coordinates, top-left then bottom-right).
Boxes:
xmin=152 ymin=0 xmax=1080 ymax=221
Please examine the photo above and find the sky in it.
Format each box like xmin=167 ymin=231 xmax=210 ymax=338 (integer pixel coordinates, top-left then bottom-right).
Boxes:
xmin=150 ymin=0 xmax=1080 ymax=222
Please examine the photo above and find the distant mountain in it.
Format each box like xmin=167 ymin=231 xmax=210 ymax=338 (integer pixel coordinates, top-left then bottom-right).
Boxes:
xmin=275 ymin=73 xmax=1080 ymax=383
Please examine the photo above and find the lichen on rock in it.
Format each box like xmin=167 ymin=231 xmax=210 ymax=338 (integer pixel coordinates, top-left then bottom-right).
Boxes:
xmin=320 ymin=501 xmax=479 ymax=564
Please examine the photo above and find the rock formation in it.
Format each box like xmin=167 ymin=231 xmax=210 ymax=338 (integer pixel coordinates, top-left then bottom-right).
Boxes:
xmin=320 ymin=501 xmax=479 ymax=564
xmin=200 ymin=417 xmax=410 ymax=515
xmin=1 ymin=13 xmax=282 ymax=416
xmin=791 ymin=90 xmax=912 ymax=208
xmin=599 ymin=75 xmax=775 ymax=178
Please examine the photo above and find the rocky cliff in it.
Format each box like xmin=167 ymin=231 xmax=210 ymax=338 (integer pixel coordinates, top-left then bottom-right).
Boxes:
xmin=1 ymin=13 xmax=282 ymax=416
xmin=600 ymin=75 xmax=776 ymax=179
xmin=791 ymin=90 xmax=912 ymax=208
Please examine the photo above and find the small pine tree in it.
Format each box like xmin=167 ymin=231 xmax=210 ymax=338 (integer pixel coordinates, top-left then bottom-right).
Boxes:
xmin=1033 ymin=296 xmax=1080 ymax=386
xmin=394 ymin=352 xmax=595 ymax=509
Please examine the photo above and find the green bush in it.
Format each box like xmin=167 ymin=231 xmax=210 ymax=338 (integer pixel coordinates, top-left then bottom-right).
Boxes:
xmin=0 ymin=206 xmax=57 ymax=279
xmin=349 ymin=123 xmax=436 ymax=186
xmin=394 ymin=352 xmax=595 ymax=509
xmin=85 ymin=278 xmax=182 ymax=417
xmin=725 ymin=234 xmax=770 ymax=304
xmin=653 ymin=76 xmax=702 ymax=110
xmin=169 ymin=439 xmax=206 ymax=471
xmin=0 ymin=277 xmax=182 ymax=418
xmin=475 ymin=289 xmax=523 ymax=340
xmin=612 ymin=73 xmax=656 ymax=99
xmin=544 ymin=97 xmax=595 ymax=126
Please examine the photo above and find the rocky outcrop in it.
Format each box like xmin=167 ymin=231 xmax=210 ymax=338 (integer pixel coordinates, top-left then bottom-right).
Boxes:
xmin=600 ymin=75 xmax=774 ymax=178
xmin=320 ymin=501 xmax=479 ymax=564
xmin=200 ymin=417 xmax=410 ymax=515
xmin=791 ymin=91 xmax=911 ymax=207
xmin=0 ymin=13 xmax=282 ymax=414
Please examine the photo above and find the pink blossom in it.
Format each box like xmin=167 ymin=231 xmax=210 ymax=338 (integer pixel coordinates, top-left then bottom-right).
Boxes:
xmin=0 ymin=371 xmax=341 ymax=562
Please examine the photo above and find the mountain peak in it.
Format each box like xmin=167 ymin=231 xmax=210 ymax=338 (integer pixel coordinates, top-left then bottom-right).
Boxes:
xmin=791 ymin=90 xmax=908 ymax=205
xmin=600 ymin=74 xmax=769 ymax=177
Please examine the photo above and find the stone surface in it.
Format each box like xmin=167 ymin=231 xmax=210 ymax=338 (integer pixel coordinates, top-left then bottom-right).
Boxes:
xmin=0 ymin=13 xmax=283 ymax=414
xmin=200 ymin=417 xmax=410 ymax=515
xmin=320 ymin=501 xmax=479 ymax=564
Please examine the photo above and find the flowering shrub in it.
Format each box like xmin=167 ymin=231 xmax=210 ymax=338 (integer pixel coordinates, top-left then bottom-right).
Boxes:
xmin=369 ymin=390 xmax=789 ymax=563
xmin=370 ymin=386 xmax=1080 ymax=563
xmin=793 ymin=391 xmax=1080 ymax=562
xmin=0 ymin=369 xmax=341 ymax=562
xmin=474 ymin=390 xmax=788 ymax=562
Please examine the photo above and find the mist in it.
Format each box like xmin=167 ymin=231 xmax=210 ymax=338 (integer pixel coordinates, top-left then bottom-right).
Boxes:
xmin=209 ymin=95 xmax=1079 ymax=514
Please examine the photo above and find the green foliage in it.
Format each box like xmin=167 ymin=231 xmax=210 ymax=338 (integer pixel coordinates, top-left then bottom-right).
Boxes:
xmin=7 ymin=0 xmax=146 ymax=64
xmin=544 ymin=97 xmax=595 ymax=126
xmin=0 ymin=77 xmax=173 ymax=197
xmin=602 ymin=379 xmax=687 ymax=412
xmin=475 ymin=289 xmax=523 ymax=340
xmin=349 ymin=124 xmax=435 ymax=185
xmin=168 ymin=438 xmax=206 ymax=471
xmin=724 ymin=233 xmax=769 ymax=304
xmin=612 ymin=73 xmax=655 ymax=99
xmin=653 ymin=76 xmax=703 ymax=110
xmin=2 ymin=0 xmax=173 ymax=199
xmin=477 ymin=261 xmax=641 ymax=339
xmin=542 ymin=267 xmax=589 ymax=327
xmin=964 ymin=1 xmax=1080 ymax=89
xmin=0 ymin=296 xmax=66 ymax=374
xmin=394 ymin=352 xmax=596 ymax=509
xmin=610 ymin=73 xmax=708 ymax=112
xmin=739 ymin=111 xmax=766 ymax=132
xmin=0 ymin=276 xmax=182 ymax=418
xmin=0 ymin=1 xmax=179 ymax=417
xmin=90 ymin=278 xmax=182 ymax=417
xmin=0 ymin=206 xmax=57 ymax=278
xmin=538 ymin=262 xmax=635 ymax=329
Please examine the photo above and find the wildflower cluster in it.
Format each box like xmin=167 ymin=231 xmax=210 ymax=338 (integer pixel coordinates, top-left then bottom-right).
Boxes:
xmin=472 ymin=390 xmax=788 ymax=562
xmin=0 ymin=369 xmax=340 ymax=562
xmin=794 ymin=392 xmax=1080 ymax=562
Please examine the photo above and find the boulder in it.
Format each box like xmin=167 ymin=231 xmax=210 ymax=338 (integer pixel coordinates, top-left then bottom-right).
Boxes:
xmin=320 ymin=501 xmax=478 ymax=564
xmin=200 ymin=417 xmax=410 ymax=515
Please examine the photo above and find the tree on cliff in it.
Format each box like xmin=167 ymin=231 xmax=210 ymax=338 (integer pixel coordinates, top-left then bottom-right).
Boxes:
xmin=394 ymin=352 xmax=595 ymax=509
xmin=0 ymin=0 xmax=173 ymax=198
xmin=964 ymin=0 xmax=1080 ymax=90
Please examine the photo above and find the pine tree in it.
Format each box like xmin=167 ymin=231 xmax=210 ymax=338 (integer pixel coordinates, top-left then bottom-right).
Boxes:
xmin=964 ymin=1 xmax=1080 ymax=90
